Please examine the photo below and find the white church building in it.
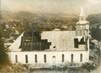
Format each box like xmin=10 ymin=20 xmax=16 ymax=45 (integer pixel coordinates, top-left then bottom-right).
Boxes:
xmin=8 ymin=8 xmax=90 ymax=68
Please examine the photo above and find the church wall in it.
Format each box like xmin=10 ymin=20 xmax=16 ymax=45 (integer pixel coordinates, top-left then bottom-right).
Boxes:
xmin=41 ymin=31 xmax=86 ymax=51
xmin=8 ymin=51 xmax=89 ymax=65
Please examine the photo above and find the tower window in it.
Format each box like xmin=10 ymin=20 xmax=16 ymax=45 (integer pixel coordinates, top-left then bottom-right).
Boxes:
xmin=71 ymin=54 xmax=74 ymax=63
xmin=53 ymin=46 xmax=56 ymax=48
xmin=25 ymin=55 xmax=28 ymax=63
xmin=44 ymin=54 xmax=47 ymax=63
xmin=35 ymin=54 xmax=37 ymax=63
xmin=62 ymin=54 xmax=64 ymax=62
xmin=80 ymin=54 xmax=83 ymax=62
xmin=15 ymin=55 xmax=18 ymax=63
xmin=74 ymin=38 xmax=78 ymax=48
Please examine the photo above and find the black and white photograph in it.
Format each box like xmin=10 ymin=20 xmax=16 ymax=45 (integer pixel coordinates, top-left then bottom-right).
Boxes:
xmin=0 ymin=0 xmax=101 ymax=73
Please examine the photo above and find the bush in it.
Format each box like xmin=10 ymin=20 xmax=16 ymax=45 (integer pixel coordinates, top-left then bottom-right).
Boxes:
xmin=0 ymin=30 xmax=10 ymax=67
xmin=81 ymin=62 xmax=96 ymax=72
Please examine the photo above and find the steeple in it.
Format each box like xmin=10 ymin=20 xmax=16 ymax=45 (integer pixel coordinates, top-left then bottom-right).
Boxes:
xmin=80 ymin=7 xmax=85 ymax=17
xmin=76 ymin=7 xmax=89 ymax=36
xmin=77 ymin=7 xmax=89 ymax=24
xmin=80 ymin=7 xmax=86 ymax=21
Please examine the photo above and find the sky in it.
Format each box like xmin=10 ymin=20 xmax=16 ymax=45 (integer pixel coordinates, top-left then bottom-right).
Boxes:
xmin=1 ymin=0 xmax=101 ymax=15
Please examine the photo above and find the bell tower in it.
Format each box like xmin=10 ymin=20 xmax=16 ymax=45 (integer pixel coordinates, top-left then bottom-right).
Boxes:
xmin=75 ymin=7 xmax=90 ymax=51
xmin=76 ymin=7 xmax=89 ymax=37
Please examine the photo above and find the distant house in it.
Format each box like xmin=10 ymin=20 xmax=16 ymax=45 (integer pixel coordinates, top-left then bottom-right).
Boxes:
xmin=8 ymin=8 xmax=90 ymax=68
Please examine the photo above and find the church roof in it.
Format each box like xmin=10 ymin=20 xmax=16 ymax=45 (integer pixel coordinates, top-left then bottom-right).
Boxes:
xmin=9 ymin=33 xmax=24 ymax=51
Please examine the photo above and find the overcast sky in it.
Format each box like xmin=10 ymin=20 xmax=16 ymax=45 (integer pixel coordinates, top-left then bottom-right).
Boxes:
xmin=1 ymin=0 xmax=101 ymax=14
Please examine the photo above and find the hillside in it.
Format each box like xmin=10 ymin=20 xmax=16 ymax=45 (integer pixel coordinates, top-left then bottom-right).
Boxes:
xmin=0 ymin=11 xmax=101 ymax=44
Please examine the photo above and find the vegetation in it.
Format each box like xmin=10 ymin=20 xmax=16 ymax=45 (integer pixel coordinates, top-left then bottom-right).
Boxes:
xmin=1 ymin=11 xmax=101 ymax=37
xmin=0 ymin=64 xmax=27 ymax=73
xmin=81 ymin=62 xmax=96 ymax=72
xmin=90 ymin=25 xmax=101 ymax=42
xmin=88 ymin=14 xmax=101 ymax=42
xmin=0 ymin=29 xmax=10 ymax=68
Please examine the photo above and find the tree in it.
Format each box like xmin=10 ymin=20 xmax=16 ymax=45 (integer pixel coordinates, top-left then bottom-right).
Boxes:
xmin=90 ymin=25 xmax=101 ymax=64
xmin=0 ymin=29 xmax=9 ymax=67
xmin=91 ymin=25 xmax=101 ymax=42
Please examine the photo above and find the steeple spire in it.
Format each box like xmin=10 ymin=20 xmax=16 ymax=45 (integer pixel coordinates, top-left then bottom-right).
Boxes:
xmin=77 ymin=7 xmax=89 ymax=24
xmin=76 ymin=7 xmax=89 ymax=36
xmin=79 ymin=7 xmax=86 ymax=21
xmin=80 ymin=7 xmax=85 ymax=17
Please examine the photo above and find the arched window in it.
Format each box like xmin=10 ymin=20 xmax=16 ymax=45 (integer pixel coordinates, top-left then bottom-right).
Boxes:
xmin=71 ymin=54 xmax=73 ymax=63
xmin=44 ymin=54 xmax=47 ymax=63
xmin=80 ymin=54 xmax=83 ymax=62
xmin=25 ymin=55 xmax=28 ymax=63
xmin=62 ymin=54 xmax=64 ymax=62
xmin=15 ymin=55 xmax=18 ymax=63
xmin=35 ymin=54 xmax=37 ymax=63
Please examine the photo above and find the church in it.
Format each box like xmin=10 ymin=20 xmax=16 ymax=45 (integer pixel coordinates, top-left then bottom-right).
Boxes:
xmin=8 ymin=8 xmax=90 ymax=68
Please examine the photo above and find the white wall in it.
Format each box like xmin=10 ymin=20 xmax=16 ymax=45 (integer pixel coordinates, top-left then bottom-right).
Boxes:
xmin=41 ymin=31 xmax=86 ymax=51
xmin=8 ymin=51 xmax=89 ymax=65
